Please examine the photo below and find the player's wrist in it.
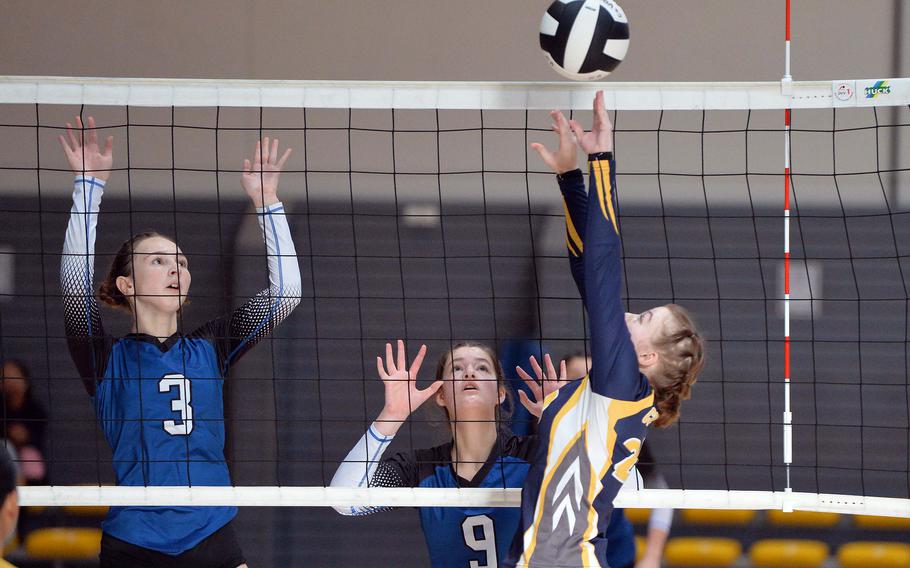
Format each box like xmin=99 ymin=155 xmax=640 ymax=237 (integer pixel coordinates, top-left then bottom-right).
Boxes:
xmin=374 ymin=409 xmax=407 ymax=436
xmin=557 ymin=168 xmax=583 ymax=181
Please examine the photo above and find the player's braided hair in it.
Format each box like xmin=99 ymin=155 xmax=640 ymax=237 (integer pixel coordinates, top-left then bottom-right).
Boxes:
xmin=649 ymin=304 xmax=704 ymax=429
xmin=98 ymin=231 xmax=172 ymax=311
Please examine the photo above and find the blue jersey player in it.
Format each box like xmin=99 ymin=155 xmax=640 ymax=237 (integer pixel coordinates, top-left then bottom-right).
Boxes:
xmin=332 ymin=340 xmax=541 ymax=568
xmin=58 ymin=118 xmax=301 ymax=568
xmin=504 ymin=92 xmax=705 ymax=567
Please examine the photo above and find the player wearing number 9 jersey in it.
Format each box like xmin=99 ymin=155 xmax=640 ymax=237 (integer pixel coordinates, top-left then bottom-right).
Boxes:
xmin=504 ymin=92 xmax=705 ymax=567
xmin=58 ymin=118 xmax=300 ymax=567
xmin=332 ymin=340 xmax=543 ymax=568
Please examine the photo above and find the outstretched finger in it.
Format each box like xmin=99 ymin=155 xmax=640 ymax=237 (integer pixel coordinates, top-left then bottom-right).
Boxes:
xmin=86 ymin=116 xmax=97 ymax=146
xmin=530 ymin=142 xmax=551 ymax=158
xmin=544 ymin=353 xmax=558 ymax=380
xmin=261 ymin=137 xmax=270 ymax=164
xmin=568 ymin=119 xmax=586 ymax=143
xmin=65 ymin=122 xmax=79 ymax=150
xmin=58 ymin=134 xmax=71 ymax=154
xmin=385 ymin=342 xmax=396 ymax=374
xmin=252 ymin=140 xmax=262 ymax=168
xmin=529 ymin=355 xmax=544 ymax=382
xmin=270 ymin=138 xmax=280 ymax=165
xmin=419 ymin=380 xmax=444 ymax=408
xmin=376 ymin=356 xmax=387 ymax=380
xmin=530 ymin=142 xmax=555 ymax=169
xmin=559 ymin=360 xmax=568 ymax=382
xmin=75 ymin=116 xmax=87 ymax=148
xmin=103 ymin=136 xmax=114 ymax=159
xmin=516 ymin=366 xmax=542 ymax=400
xmin=242 ymin=158 xmax=252 ymax=174
xmin=518 ymin=390 xmax=542 ymax=418
xmin=552 ymin=111 xmax=573 ymax=139
xmin=276 ymin=147 xmax=292 ymax=170
xmin=396 ymin=339 xmax=406 ymax=373
xmin=409 ymin=344 xmax=427 ymax=379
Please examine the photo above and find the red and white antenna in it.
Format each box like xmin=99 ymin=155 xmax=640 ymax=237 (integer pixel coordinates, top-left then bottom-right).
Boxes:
xmin=782 ymin=0 xmax=794 ymax=504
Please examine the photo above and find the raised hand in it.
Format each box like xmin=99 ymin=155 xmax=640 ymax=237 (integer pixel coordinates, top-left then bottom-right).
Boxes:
xmin=531 ymin=109 xmax=579 ymax=175
xmin=374 ymin=340 xmax=443 ymax=437
xmin=241 ymin=137 xmax=292 ymax=208
xmin=568 ymin=90 xmax=614 ymax=155
xmin=58 ymin=116 xmax=114 ymax=182
xmin=517 ymin=354 xmax=570 ymax=419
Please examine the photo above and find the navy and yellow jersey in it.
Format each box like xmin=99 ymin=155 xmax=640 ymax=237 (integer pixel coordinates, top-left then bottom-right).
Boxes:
xmin=332 ymin=425 xmax=536 ymax=568
xmin=505 ymin=155 xmax=658 ymax=568
xmin=60 ymin=176 xmax=301 ymax=555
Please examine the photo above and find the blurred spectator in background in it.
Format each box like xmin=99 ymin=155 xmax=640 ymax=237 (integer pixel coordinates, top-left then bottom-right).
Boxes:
xmin=0 ymin=361 xmax=46 ymax=485
xmin=0 ymin=445 xmax=19 ymax=567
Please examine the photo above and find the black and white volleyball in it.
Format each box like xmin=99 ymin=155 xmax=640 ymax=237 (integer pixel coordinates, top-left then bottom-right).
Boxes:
xmin=540 ymin=0 xmax=630 ymax=81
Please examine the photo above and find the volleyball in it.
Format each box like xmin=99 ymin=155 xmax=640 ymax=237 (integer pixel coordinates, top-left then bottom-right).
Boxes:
xmin=539 ymin=0 xmax=630 ymax=81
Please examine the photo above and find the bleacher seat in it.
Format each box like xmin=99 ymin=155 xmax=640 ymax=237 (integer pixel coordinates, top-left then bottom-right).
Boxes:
xmin=62 ymin=505 xmax=109 ymax=517
xmin=24 ymin=527 xmax=101 ymax=560
xmin=765 ymin=510 xmax=840 ymax=528
xmin=635 ymin=535 xmax=645 ymax=562
xmin=624 ymin=508 xmax=651 ymax=525
xmin=854 ymin=514 xmax=910 ymax=530
xmin=664 ymin=537 xmax=742 ymax=567
xmin=680 ymin=508 xmax=756 ymax=526
xmin=838 ymin=542 xmax=910 ymax=568
xmin=749 ymin=539 xmax=829 ymax=568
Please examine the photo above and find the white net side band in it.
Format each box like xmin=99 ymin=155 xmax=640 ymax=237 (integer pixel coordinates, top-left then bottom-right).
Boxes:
xmin=17 ymin=487 xmax=910 ymax=517
xmin=1 ymin=75 xmax=909 ymax=110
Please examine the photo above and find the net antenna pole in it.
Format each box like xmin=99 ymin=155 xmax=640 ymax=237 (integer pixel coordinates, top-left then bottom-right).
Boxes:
xmin=782 ymin=0 xmax=795 ymax=511
xmin=781 ymin=0 xmax=793 ymax=94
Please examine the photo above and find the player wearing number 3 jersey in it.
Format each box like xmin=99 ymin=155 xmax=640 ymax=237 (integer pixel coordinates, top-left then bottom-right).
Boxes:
xmin=504 ymin=92 xmax=705 ymax=567
xmin=58 ymin=118 xmax=300 ymax=567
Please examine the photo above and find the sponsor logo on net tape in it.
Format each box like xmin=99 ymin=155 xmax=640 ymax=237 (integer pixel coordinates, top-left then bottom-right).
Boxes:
xmin=865 ymin=80 xmax=892 ymax=99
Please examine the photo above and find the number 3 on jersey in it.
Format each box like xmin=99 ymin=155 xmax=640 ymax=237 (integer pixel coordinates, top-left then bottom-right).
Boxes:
xmin=462 ymin=514 xmax=497 ymax=568
xmin=159 ymin=374 xmax=194 ymax=435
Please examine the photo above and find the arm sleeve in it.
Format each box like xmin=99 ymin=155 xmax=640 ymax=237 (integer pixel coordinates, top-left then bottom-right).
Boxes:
xmin=638 ymin=445 xmax=673 ymax=533
xmin=60 ymin=176 xmax=109 ymax=393
xmin=330 ymin=423 xmax=418 ymax=516
xmin=583 ymin=154 xmax=647 ymax=400
xmin=558 ymin=168 xmax=588 ymax=303
xmin=216 ymin=202 xmax=302 ymax=368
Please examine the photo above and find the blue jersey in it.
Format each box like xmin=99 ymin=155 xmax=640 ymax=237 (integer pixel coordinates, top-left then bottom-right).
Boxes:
xmin=505 ymin=155 xmax=658 ymax=568
xmin=334 ymin=427 xmax=536 ymax=568
xmin=61 ymin=177 xmax=300 ymax=555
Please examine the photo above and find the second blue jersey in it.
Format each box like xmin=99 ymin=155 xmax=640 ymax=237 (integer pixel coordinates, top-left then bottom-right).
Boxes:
xmin=380 ymin=435 xmax=535 ymax=567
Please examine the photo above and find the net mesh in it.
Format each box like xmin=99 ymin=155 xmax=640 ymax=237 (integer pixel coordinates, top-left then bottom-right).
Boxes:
xmin=0 ymin=79 xmax=908 ymax=524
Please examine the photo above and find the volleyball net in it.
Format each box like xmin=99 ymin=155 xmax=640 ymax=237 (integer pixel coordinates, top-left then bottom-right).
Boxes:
xmin=0 ymin=76 xmax=909 ymax=517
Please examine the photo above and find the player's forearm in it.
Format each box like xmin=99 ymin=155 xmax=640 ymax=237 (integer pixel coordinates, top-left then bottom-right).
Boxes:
xmin=257 ymin=201 xmax=302 ymax=309
xmin=330 ymin=423 xmax=395 ymax=515
xmin=582 ymin=154 xmax=624 ymax=326
xmin=639 ymin=525 xmax=669 ymax=564
xmin=61 ymin=176 xmax=105 ymax=337
xmin=558 ymin=168 xmax=588 ymax=301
